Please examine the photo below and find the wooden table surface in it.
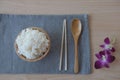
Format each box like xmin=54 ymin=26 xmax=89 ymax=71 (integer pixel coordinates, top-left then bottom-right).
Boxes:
xmin=0 ymin=0 xmax=120 ymax=80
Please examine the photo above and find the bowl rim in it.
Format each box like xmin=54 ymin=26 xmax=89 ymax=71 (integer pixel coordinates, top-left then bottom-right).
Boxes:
xmin=14 ymin=27 xmax=51 ymax=62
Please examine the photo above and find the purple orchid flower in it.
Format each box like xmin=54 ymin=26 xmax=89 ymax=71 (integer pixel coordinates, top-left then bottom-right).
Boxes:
xmin=95 ymin=51 xmax=115 ymax=69
xmin=100 ymin=37 xmax=115 ymax=53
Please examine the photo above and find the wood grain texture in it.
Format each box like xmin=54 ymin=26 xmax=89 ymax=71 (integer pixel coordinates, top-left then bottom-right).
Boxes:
xmin=0 ymin=0 xmax=120 ymax=80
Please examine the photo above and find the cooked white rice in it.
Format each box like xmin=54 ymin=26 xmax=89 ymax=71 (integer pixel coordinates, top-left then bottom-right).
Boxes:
xmin=16 ymin=28 xmax=49 ymax=59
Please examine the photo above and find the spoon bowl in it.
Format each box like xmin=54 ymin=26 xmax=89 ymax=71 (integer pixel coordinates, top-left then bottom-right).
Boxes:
xmin=71 ymin=19 xmax=81 ymax=39
xmin=71 ymin=19 xmax=82 ymax=73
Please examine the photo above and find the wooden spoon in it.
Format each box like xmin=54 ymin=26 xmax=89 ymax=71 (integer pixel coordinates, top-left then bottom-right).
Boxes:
xmin=71 ymin=19 xmax=82 ymax=73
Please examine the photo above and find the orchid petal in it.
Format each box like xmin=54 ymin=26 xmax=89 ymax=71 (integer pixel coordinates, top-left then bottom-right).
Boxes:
xmin=100 ymin=45 xmax=105 ymax=48
xmin=105 ymin=50 xmax=111 ymax=54
xmin=107 ymin=55 xmax=115 ymax=63
xmin=95 ymin=60 xmax=103 ymax=69
xmin=95 ymin=53 xmax=102 ymax=59
xmin=104 ymin=37 xmax=110 ymax=44
xmin=99 ymin=51 xmax=105 ymax=55
xmin=111 ymin=47 xmax=115 ymax=52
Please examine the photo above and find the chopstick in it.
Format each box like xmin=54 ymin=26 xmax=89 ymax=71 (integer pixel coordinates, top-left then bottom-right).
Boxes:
xmin=59 ymin=19 xmax=65 ymax=71
xmin=64 ymin=19 xmax=67 ymax=71
xmin=59 ymin=19 xmax=67 ymax=71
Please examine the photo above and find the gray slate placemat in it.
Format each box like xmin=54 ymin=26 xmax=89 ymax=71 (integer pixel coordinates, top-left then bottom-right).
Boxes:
xmin=0 ymin=14 xmax=91 ymax=74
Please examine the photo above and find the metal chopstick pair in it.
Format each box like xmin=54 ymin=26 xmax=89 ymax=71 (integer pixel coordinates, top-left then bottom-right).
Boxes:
xmin=59 ymin=19 xmax=67 ymax=71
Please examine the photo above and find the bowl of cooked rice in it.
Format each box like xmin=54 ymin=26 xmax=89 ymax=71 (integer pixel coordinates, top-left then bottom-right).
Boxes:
xmin=14 ymin=27 xmax=50 ymax=62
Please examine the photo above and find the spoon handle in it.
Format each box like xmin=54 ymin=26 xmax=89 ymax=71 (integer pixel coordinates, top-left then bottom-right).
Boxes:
xmin=74 ymin=40 xmax=79 ymax=73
